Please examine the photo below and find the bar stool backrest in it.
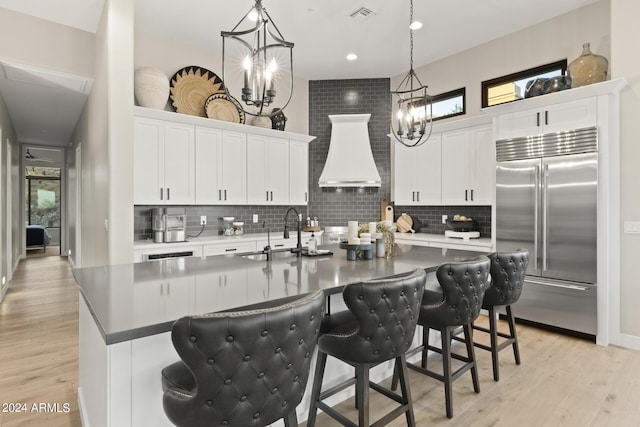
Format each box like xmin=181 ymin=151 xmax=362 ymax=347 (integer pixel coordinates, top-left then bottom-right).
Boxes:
xmin=429 ymin=256 xmax=491 ymax=327
xmin=163 ymin=291 xmax=325 ymax=427
xmin=484 ymin=249 xmax=529 ymax=307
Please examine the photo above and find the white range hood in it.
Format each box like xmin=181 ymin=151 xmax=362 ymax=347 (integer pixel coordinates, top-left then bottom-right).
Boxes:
xmin=318 ymin=114 xmax=381 ymax=187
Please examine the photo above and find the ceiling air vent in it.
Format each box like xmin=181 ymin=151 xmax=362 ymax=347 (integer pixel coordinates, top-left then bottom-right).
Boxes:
xmin=349 ymin=6 xmax=375 ymax=22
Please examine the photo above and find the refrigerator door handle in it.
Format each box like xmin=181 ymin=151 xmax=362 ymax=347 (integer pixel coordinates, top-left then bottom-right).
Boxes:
xmin=526 ymin=278 xmax=590 ymax=291
xmin=534 ymin=164 xmax=540 ymax=271
xmin=542 ymin=163 xmax=549 ymax=271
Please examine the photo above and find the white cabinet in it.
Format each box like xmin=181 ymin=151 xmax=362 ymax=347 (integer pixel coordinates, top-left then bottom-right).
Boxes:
xmin=247 ymin=135 xmax=290 ymax=205
xmin=393 ymin=134 xmax=442 ymax=205
xmin=289 ymin=140 xmax=309 ymax=205
xmin=496 ymin=97 xmax=597 ymax=140
xmin=441 ymin=124 xmax=494 ymax=205
xmin=133 ymin=117 xmax=195 ymax=205
xmin=195 ymin=127 xmax=247 ymax=204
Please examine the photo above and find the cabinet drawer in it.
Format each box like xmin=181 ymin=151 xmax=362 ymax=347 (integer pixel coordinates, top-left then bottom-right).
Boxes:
xmin=203 ymin=241 xmax=257 ymax=257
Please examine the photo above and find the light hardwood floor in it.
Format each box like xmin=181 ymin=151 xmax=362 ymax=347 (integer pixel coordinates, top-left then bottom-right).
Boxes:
xmin=1 ymin=254 xmax=639 ymax=426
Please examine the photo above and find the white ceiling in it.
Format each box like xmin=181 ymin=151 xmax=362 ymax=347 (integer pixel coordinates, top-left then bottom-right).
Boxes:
xmin=0 ymin=0 xmax=598 ymax=146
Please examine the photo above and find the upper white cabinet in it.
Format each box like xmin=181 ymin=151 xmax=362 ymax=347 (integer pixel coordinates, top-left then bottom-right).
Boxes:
xmin=496 ymin=97 xmax=597 ymax=140
xmin=134 ymin=117 xmax=195 ymax=205
xmin=441 ymin=124 xmax=494 ymax=205
xmin=133 ymin=107 xmax=315 ymax=207
xmin=289 ymin=141 xmax=309 ymax=205
xmin=394 ymin=134 xmax=442 ymax=205
xmin=247 ymin=135 xmax=290 ymax=205
xmin=195 ymin=127 xmax=247 ymax=204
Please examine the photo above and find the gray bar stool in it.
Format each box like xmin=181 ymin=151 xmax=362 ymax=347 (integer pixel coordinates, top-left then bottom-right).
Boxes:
xmin=161 ymin=291 xmax=324 ymax=427
xmin=472 ymin=249 xmax=529 ymax=381
xmin=394 ymin=256 xmax=490 ymax=418
xmin=307 ymin=269 xmax=427 ymax=427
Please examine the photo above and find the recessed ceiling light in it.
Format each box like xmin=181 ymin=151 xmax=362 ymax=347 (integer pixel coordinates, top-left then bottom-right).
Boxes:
xmin=346 ymin=53 xmax=358 ymax=61
xmin=409 ymin=21 xmax=423 ymax=30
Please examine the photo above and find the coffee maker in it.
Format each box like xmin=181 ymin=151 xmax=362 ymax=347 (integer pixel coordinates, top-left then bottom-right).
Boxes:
xmin=152 ymin=207 xmax=187 ymax=243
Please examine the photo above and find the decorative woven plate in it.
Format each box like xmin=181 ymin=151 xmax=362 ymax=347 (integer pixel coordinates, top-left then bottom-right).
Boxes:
xmin=169 ymin=66 xmax=225 ymax=117
xmin=205 ymin=93 xmax=245 ymax=124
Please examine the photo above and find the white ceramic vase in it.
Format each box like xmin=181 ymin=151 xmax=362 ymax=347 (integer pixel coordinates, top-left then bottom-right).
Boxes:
xmin=134 ymin=67 xmax=169 ymax=109
xmin=250 ymin=115 xmax=273 ymax=128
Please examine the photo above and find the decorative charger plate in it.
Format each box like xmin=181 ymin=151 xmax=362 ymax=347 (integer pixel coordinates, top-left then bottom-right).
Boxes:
xmin=205 ymin=93 xmax=245 ymax=124
xmin=169 ymin=66 xmax=225 ymax=117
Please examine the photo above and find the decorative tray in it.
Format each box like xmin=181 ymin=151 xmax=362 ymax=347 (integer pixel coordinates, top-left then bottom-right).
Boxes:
xmin=301 ymin=249 xmax=333 ymax=257
xmin=339 ymin=242 xmax=375 ymax=261
xmin=169 ymin=66 xmax=225 ymax=117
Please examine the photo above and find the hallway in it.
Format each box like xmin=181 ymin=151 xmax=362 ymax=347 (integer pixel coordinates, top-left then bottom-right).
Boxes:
xmin=0 ymin=253 xmax=81 ymax=426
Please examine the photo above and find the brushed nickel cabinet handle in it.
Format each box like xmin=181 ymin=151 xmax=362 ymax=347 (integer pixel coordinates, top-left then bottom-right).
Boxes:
xmin=160 ymin=188 xmax=163 ymax=200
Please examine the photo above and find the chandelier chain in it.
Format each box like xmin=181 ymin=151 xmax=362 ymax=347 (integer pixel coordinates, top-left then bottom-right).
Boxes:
xmin=409 ymin=0 xmax=414 ymax=71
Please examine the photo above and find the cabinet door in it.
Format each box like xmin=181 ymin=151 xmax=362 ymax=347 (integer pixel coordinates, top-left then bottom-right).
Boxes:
xmin=246 ymin=134 xmax=269 ymax=205
xmin=543 ymin=97 xmax=597 ymax=134
xmin=195 ymin=127 xmax=222 ymax=204
xmin=221 ymin=131 xmax=247 ymax=204
xmin=495 ymin=107 xmax=541 ymax=140
xmin=394 ymin=136 xmax=441 ymax=205
xmin=441 ymin=130 xmax=471 ymax=205
xmin=268 ymin=137 xmax=290 ymax=204
xmin=470 ymin=124 xmax=495 ymax=205
xmin=394 ymin=141 xmax=421 ymax=205
xmin=289 ymin=141 xmax=309 ymax=205
xmin=134 ymin=117 xmax=163 ymax=204
xmin=163 ymin=122 xmax=195 ymax=204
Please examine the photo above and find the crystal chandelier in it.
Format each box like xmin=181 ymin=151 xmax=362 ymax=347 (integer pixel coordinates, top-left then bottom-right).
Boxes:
xmin=221 ymin=0 xmax=294 ymax=118
xmin=390 ymin=0 xmax=433 ymax=147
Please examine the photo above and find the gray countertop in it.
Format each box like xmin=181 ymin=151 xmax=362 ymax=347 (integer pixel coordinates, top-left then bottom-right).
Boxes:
xmin=73 ymin=244 xmax=487 ymax=345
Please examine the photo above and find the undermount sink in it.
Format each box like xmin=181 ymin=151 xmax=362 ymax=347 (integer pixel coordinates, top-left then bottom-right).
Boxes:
xmin=238 ymin=250 xmax=297 ymax=261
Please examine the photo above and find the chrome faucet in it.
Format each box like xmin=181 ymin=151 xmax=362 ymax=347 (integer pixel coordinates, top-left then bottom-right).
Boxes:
xmin=262 ymin=221 xmax=272 ymax=261
xmin=284 ymin=207 xmax=303 ymax=257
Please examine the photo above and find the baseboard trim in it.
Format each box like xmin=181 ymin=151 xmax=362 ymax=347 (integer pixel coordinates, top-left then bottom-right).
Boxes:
xmin=614 ymin=332 xmax=640 ymax=351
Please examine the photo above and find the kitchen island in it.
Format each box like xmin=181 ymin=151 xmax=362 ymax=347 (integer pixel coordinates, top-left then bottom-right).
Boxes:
xmin=74 ymin=244 xmax=487 ymax=427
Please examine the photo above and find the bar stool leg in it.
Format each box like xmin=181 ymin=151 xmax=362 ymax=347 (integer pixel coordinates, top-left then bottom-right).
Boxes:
xmin=506 ymin=305 xmax=521 ymax=365
xmin=441 ymin=327 xmax=454 ymax=419
xmin=488 ymin=306 xmax=500 ymax=381
xmin=283 ymin=410 xmax=298 ymax=427
xmin=396 ymin=355 xmax=416 ymax=427
xmin=307 ymin=351 xmax=327 ymax=427
xmin=422 ymin=326 xmax=430 ymax=369
xmin=355 ymin=363 xmax=370 ymax=426
xmin=463 ymin=324 xmax=480 ymax=393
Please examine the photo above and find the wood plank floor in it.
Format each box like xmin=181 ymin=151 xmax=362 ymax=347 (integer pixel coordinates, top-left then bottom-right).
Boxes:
xmin=1 ymin=254 xmax=639 ymax=426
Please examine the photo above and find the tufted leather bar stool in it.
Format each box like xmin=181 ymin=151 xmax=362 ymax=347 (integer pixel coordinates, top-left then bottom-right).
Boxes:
xmin=395 ymin=256 xmax=490 ymax=419
xmin=307 ymin=268 xmax=426 ymax=427
xmin=471 ymin=249 xmax=529 ymax=381
xmin=161 ymin=291 xmax=324 ymax=427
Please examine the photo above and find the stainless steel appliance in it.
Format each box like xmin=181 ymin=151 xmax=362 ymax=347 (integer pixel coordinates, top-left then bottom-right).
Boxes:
xmin=151 ymin=207 xmax=187 ymax=243
xmin=322 ymin=226 xmax=349 ymax=245
xmin=495 ymin=126 xmax=598 ymax=335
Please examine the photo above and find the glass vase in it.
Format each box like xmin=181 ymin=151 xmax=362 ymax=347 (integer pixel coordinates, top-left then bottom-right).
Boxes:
xmin=568 ymin=42 xmax=608 ymax=88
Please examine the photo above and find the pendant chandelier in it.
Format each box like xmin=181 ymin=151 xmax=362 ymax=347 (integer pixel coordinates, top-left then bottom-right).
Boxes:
xmin=390 ymin=0 xmax=433 ymax=147
xmin=221 ymin=0 xmax=294 ymax=118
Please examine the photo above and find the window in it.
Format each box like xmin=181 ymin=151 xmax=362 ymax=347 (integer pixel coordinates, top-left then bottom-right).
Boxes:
xmin=413 ymin=88 xmax=466 ymax=122
xmin=481 ymin=60 xmax=567 ymax=108
xmin=25 ymin=166 xmax=61 ymax=228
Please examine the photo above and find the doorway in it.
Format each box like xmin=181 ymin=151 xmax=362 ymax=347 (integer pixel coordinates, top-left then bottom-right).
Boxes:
xmin=23 ymin=146 xmax=65 ymax=258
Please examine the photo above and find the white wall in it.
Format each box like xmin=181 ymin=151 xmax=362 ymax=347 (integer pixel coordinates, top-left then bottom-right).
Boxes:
xmin=68 ymin=0 xmax=135 ymax=268
xmin=611 ymin=0 xmax=640 ymax=343
xmin=392 ymin=1 xmax=610 ymax=120
xmin=0 ymin=93 xmax=18 ymax=302
xmin=134 ymin=30 xmax=309 ymax=135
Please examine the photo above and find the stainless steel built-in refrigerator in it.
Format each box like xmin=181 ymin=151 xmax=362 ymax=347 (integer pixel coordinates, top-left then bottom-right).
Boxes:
xmin=495 ymin=127 xmax=598 ymax=336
